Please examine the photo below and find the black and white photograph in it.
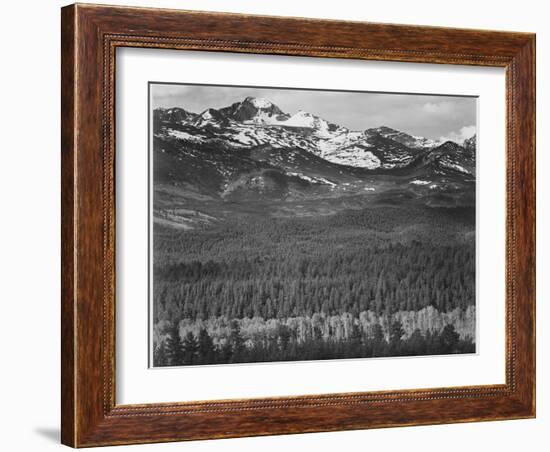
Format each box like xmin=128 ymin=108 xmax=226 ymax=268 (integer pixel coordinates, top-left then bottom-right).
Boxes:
xmin=150 ymin=83 xmax=477 ymax=367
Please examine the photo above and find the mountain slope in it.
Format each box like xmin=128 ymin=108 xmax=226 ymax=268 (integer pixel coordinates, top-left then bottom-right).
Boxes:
xmin=154 ymin=97 xmax=451 ymax=169
xmin=153 ymin=96 xmax=476 ymax=213
xmin=366 ymin=126 xmax=439 ymax=149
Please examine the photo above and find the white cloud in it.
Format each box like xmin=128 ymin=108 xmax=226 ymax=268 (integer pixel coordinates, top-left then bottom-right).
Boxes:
xmin=422 ymin=101 xmax=455 ymax=115
xmin=439 ymin=125 xmax=476 ymax=144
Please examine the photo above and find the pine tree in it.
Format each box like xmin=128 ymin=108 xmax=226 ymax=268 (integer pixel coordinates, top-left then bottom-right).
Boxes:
xmin=182 ymin=331 xmax=199 ymax=364
xmin=197 ymin=328 xmax=216 ymax=364
xmin=229 ymin=320 xmax=246 ymax=361
xmin=278 ymin=324 xmax=291 ymax=351
xmin=165 ymin=322 xmax=184 ymax=366
xmin=406 ymin=329 xmax=426 ymax=356
xmin=153 ymin=341 xmax=168 ymax=367
xmin=371 ymin=323 xmax=386 ymax=357
xmin=219 ymin=340 xmax=233 ymax=363
xmin=372 ymin=323 xmax=385 ymax=344
xmin=439 ymin=324 xmax=460 ymax=354
xmin=350 ymin=321 xmax=362 ymax=343
xmin=349 ymin=321 xmax=363 ymax=355
xmin=389 ymin=320 xmax=405 ymax=346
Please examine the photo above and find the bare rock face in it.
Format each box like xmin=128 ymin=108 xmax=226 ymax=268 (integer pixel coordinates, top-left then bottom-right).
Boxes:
xmin=463 ymin=134 xmax=476 ymax=155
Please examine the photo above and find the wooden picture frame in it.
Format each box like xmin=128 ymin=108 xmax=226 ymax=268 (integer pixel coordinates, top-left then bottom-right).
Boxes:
xmin=61 ymin=3 xmax=535 ymax=447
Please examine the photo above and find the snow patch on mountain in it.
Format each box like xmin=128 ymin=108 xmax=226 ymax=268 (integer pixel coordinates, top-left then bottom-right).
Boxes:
xmin=286 ymin=172 xmax=337 ymax=187
xmin=441 ymin=162 xmax=469 ymax=174
xmin=410 ymin=180 xmax=431 ymax=185
xmin=317 ymin=131 xmax=366 ymax=154
xmin=232 ymin=130 xmax=257 ymax=145
xmin=323 ymin=146 xmax=382 ymax=169
xmin=284 ymin=111 xmax=321 ymax=128
xmin=165 ymin=130 xmax=204 ymax=142
xmin=246 ymin=97 xmax=274 ymax=109
xmin=367 ymin=126 xmax=439 ymax=149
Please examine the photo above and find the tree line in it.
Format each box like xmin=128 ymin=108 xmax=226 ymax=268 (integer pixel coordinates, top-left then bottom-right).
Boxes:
xmin=153 ymin=319 xmax=474 ymax=367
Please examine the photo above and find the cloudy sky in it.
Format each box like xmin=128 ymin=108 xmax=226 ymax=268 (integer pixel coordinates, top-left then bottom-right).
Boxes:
xmin=151 ymin=83 xmax=476 ymax=142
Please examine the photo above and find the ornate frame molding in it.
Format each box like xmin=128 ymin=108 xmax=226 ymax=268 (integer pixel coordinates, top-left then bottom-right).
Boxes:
xmin=62 ymin=4 xmax=535 ymax=447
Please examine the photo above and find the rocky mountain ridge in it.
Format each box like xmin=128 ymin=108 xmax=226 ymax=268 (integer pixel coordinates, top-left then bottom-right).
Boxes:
xmin=153 ymin=96 xmax=476 ymax=213
xmin=154 ymin=96 xmax=475 ymax=172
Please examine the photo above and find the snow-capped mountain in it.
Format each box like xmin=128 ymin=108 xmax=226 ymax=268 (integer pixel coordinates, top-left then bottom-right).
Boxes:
xmin=153 ymin=97 xmax=475 ymax=205
xmin=153 ymin=96 xmax=451 ymax=170
xmin=207 ymin=96 xmax=290 ymax=125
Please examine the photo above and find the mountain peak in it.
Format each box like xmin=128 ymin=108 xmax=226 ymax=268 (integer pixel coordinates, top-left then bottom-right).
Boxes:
xmin=367 ymin=125 xmax=404 ymax=136
xmin=243 ymin=96 xmax=275 ymax=110
xmin=200 ymin=108 xmax=219 ymax=119
xmin=373 ymin=125 xmax=398 ymax=133
xmin=154 ymin=106 xmax=198 ymax=124
xmin=438 ymin=140 xmax=463 ymax=149
xmin=219 ymin=97 xmax=287 ymax=123
xmin=463 ymin=134 xmax=476 ymax=148
xmin=366 ymin=126 xmax=438 ymax=149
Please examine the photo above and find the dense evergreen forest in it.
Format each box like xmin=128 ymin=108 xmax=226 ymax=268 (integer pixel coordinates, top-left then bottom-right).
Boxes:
xmin=152 ymin=205 xmax=476 ymax=366
xmin=154 ymin=241 xmax=474 ymax=321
